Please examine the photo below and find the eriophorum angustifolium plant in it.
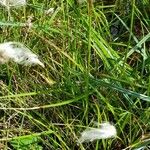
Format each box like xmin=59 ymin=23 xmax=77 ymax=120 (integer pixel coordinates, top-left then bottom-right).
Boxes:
xmin=0 ymin=41 xmax=44 ymax=67
xmin=78 ymin=122 xmax=117 ymax=144
xmin=0 ymin=0 xmax=26 ymax=7
xmin=0 ymin=0 xmax=26 ymax=20
xmin=0 ymin=0 xmax=149 ymax=149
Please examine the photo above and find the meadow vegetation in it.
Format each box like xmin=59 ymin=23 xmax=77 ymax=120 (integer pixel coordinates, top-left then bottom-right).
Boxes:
xmin=0 ymin=0 xmax=149 ymax=149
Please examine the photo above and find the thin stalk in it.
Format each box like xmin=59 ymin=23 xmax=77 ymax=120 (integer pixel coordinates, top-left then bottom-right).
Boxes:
xmin=7 ymin=6 xmax=12 ymax=21
xmin=122 ymin=0 xmax=135 ymax=76
xmin=84 ymin=0 xmax=92 ymax=123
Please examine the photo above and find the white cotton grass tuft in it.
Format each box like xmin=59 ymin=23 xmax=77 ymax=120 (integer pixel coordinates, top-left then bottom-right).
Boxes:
xmin=44 ymin=8 xmax=55 ymax=15
xmin=0 ymin=0 xmax=26 ymax=7
xmin=0 ymin=0 xmax=26 ymax=21
xmin=0 ymin=42 xmax=44 ymax=67
xmin=78 ymin=122 xmax=117 ymax=144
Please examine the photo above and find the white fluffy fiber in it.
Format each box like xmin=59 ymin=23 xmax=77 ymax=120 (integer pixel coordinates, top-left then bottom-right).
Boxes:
xmin=0 ymin=0 xmax=26 ymax=7
xmin=78 ymin=122 xmax=117 ymax=143
xmin=0 ymin=41 xmax=44 ymax=67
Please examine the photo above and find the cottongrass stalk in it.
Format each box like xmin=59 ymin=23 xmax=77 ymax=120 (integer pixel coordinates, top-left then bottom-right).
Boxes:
xmin=0 ymin=41 xmax=44 ymax=67
xmin=0 ymin=0 xmax=26 ymax=20
xmin=78 ymin=122 xmax=117 ymax=144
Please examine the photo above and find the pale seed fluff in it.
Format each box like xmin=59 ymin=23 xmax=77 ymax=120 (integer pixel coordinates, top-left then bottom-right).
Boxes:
xmin=78 ymin=122 xmax=117 ymax=144
xmin=0 ymin=42 xmax=44 ymax=67
xmin=45 ymin=8 xmax=54 ymax=15
xmin=0 ymin=0 xmax=26 ymax=7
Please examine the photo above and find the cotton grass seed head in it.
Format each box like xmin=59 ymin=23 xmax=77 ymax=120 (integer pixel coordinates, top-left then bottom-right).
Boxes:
xmin=0 ymin=0 xmax=26 ymax=7
xmin=78 ymin=122 xmax=117 ymax=144
xmin=0 ymin=41 xmax=44 ymax=67
xmin=45 ymin=8 xmax=54 ymax=15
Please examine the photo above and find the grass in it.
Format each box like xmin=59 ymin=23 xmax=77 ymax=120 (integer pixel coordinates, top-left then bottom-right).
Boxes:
xmin=0 ymin=0 xmax=149 ymax=149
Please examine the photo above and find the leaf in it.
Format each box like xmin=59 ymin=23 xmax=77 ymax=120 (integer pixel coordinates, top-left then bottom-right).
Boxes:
xmin=10 ymin=136 xmax=43 ymax=150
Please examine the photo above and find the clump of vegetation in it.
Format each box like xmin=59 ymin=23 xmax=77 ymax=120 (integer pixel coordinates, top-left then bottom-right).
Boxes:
xmin=0 ymin=0 xmax=149 ymax=149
